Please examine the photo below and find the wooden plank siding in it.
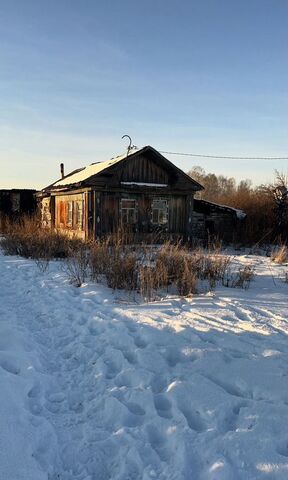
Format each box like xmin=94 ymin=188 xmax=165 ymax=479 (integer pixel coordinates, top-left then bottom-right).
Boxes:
xmin=98 ymin=191 xmax=188 ymax=239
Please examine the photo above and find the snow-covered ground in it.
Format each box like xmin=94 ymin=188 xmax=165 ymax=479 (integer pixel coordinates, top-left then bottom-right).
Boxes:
xmin=0 ymin=251 xmax=288 ymax=480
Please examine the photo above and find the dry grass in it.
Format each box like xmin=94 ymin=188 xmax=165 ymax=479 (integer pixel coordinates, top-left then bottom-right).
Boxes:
xmin=271 ymin=245 xmax=288 ymax=264
xmin=0 ymin=216 xmax=80 ymax=260
xmin=1 ymin=222 xmax=254 ymax=295
xmin=223 ymin=264 xmax=255 ymax=290
xmin=105 ymin=249 xmax=138 ymax=291
xmin=63 ymin=244 xmax=90 ymax=287
xmin=176 ymin=259 xmax=198 ymax=296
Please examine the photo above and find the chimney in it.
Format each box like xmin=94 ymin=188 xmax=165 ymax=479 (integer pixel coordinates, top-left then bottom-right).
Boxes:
xmin=60 ymin=163 xmax=64 ymax=179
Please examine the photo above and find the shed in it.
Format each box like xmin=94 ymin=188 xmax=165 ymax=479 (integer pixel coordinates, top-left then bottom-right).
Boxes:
xmin=0 ymin=189 xmax=37 ymax=232
xmin=193 ymin=199 xmax=246 ymax=243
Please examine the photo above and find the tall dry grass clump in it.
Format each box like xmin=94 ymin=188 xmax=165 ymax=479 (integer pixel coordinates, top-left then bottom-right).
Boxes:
xmin=89 ymin=239 xmax=111 ymax=281
xmin=271 ymin=245 xmax=288 ymax=264
xmin=0 ymin=215 xmax=81 ymax=260
xmin=90 ymin=234 xmax=138 ymax=290
xmin=155 ymin=243 xmax=198 ymax=296
xmin=105 ymin=249 xmax=138 ymax=290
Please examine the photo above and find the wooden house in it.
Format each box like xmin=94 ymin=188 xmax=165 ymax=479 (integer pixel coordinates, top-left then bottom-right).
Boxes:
xmin=37 ymin=146 xmax=204 ymax=241
xmin=38 ymin=145 xmax=246 ymax=243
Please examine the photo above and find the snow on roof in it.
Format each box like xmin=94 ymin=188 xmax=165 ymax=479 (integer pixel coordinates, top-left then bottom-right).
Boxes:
xmin=53 ymin=147 xmax=141 ymax=187
xmin=198 ymin=199 xmax=246 ymax=219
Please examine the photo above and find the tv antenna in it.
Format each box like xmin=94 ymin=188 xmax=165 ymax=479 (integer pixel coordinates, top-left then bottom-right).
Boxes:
xmin=122 ymin=135 xmax=133 ymax=154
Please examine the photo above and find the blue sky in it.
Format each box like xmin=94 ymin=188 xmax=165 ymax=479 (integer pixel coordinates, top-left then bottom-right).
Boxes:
xmin=0 ymin=0 xmax=287 ymax=188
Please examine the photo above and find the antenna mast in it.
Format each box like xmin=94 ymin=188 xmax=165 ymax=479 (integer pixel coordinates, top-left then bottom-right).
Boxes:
xmin=121 ymin=135 xmax=132 ymax=155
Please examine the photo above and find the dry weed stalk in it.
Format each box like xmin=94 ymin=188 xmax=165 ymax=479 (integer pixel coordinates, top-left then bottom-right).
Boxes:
xmin=271 ymin=245 xmax=288 ymax=264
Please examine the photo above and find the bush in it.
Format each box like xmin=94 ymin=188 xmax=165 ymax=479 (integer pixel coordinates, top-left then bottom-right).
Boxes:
xmin=105 ymin=247 xmax=138 ymax=291
xmin=89 ymin=240 xmax=110 ymax=281
xmin=176 ymin=258 xmax=198 ymax=296
xmin=223 ymin=264 xmax=255 ymax=290
xmin=63 ymin=244 xmax=90 ymax=287
xmin=0 ymin=216 xmax=80 ymax=259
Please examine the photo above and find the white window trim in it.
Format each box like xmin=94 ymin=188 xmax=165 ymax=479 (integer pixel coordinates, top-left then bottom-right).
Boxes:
xmin=151 ymin=198 xmax=169 ymax=225
xmin=120 ymin=198 xmax=138 ymax=225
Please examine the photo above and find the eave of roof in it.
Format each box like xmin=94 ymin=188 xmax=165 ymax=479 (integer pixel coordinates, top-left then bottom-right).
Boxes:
xmin=194 ymin=199 xmax=246 ymax=219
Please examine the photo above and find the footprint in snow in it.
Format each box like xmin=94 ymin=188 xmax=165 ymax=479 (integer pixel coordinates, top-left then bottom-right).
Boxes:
xmin=150 ymin=375 xmax=168 ymax=394
xmin=217 ymin=401 xmax=248 ymax=433
xmin=27 ymin=383 xmax=43 ymax=415
xmin=146 ymin=424 xmax=171 ymax=462
xmin=0 ymin=357 xmax=21 ymax=375
xmin=122 ymin=349 xmax=138 ymax=365
xmin=114 ymin=370 xmax=141 ymax=388
xmin=125 ymin=401 xmax=146 ymax=416
xmin=180 ymin=406 xmax=206 ymax=432
xmin=133 ymin=336 xmax=148 ymax=349
xmin=46 ymin=392 xmax=66 ymax=403
xmin=153 ymin=394 xmax=173 ymax=419
xmin=276 ymin=440 xmax=288 ymax=457
xmin=205 ymin=375 xmax=253 ymax=400
xmin=104 ymin=359 xmax=122 ymax=380
xmin=125 ymin=322 xmax=138 ymax=333
xmin=163 ymin=347 xmax=185 ymax=368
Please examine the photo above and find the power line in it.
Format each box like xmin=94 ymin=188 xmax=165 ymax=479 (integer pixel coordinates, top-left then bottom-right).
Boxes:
xmin=159 ymin=150 xmax=288 ymax=160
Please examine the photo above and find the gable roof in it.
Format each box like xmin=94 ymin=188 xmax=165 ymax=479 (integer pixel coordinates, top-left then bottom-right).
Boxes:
xmin=53 ymin=148 xmax=140 ymax=188
xmin=41 ymin=145 xmax=204 ymax=193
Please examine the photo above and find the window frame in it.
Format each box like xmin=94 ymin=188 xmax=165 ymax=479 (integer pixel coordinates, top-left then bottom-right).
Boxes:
xmin=67 ymin=200 xmax=73 ymax=226
xmin=151 ymin=198 xmax=169 ymax=225
xmin=75 ymin=200 xmax=83 ymax=229
xmin=120 ymin=198 xmax=138 ymax=225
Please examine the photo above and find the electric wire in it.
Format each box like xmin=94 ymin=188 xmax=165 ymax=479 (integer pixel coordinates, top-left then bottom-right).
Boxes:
xmin=159 ymin=150 xmax=288 ymax=160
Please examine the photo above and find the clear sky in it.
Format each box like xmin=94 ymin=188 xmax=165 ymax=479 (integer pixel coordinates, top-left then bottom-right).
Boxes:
xmin=0 ymin=0 xmax=287 ymax=189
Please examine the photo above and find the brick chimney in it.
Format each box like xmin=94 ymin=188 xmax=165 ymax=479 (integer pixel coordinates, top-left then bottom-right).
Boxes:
xmin=60 ymin=163 xmax=64 ymax=179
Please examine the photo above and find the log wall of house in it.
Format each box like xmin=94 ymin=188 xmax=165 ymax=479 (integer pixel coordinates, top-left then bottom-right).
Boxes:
xmin=98 ymin=191 xmax=188 ymax=239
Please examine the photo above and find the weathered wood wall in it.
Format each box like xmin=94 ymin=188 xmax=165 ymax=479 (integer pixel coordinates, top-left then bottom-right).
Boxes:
xmin=191 ymin=210 xmax=237 ymax=243
xmin=98 ymin=192 xmax=188 ymax=238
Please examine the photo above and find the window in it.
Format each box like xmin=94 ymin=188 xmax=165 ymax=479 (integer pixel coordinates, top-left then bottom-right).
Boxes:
xmin=121 ymin=199 xmax=137 ymax=224
xmin=76 ymin=200 xmax=83 ymax=228
xmin=67 ymin=201 xmax=73 ymax=226
xmin=151 ymin=199 xmax=168 ymax=225
xmin=59 ymin=201 xmax=65 ymax=224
